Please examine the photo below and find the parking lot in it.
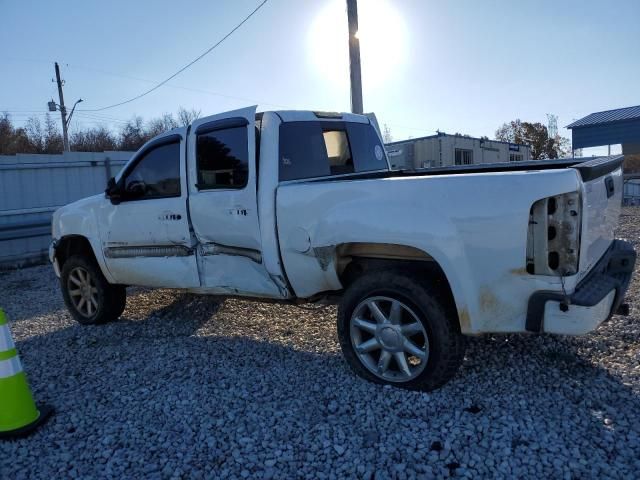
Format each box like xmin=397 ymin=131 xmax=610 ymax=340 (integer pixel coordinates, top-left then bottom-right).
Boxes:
xmin=1 ymin=208 xmax=639 ymax=479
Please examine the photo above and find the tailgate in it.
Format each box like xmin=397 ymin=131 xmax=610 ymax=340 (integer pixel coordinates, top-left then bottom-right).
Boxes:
xmin=575 ymin=156 xmax=624 ymax=276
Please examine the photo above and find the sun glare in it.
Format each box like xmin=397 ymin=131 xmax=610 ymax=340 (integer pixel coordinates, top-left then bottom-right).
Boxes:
xmin=308 ymin=0 xmax=408 ymax=91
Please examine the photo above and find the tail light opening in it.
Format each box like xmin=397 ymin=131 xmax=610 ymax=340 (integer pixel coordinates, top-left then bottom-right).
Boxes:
xmin=526 ymin=192 xmax=581 ymax=276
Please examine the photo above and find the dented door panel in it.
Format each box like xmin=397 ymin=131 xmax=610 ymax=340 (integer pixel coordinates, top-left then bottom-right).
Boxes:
xmin=186 ymin=106 xmax=287 ymax=297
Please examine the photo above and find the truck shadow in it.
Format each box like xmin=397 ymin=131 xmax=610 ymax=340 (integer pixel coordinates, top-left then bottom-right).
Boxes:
xmin=5 ymin=296 xmax=639 ymax=478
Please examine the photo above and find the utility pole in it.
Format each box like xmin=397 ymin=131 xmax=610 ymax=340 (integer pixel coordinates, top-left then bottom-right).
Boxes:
xmin=54 ymin=62 xmax=70 ymax=152
xmin=346 ymin=0 xmax=363 ymax=114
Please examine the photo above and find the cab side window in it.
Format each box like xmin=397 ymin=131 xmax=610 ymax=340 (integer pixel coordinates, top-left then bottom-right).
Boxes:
xmin=196 ymin=126 xmax=249 ymax=189
xmin=123 ymin=141 xmax=181 ymax=200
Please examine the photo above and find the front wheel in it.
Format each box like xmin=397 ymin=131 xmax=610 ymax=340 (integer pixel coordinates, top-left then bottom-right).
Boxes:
xmin=337 ymin=271 xmax=465 ymax=391
xmin=60 ymin=255 xmax=126 ymax=325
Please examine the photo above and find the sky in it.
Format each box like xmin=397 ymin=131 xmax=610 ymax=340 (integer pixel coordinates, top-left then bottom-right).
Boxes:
xmin=1 ymin=0 xmax=638 ymax=151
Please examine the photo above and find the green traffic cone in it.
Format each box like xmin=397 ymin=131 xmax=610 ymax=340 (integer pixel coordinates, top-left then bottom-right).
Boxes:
xmin=0 ymin=308 xmax=53 ymax=439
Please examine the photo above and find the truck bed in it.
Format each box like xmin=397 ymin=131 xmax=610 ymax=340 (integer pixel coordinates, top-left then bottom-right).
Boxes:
xmin=304 ymin=155 xmax=624 ymax=183
xmin=276 ymin=154 xmax=625 ymax=334
xmin=398 ymin=155 xmax=622 ymax=179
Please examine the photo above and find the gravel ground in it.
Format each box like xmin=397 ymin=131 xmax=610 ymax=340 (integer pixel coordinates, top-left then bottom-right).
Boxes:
xmin=1 ymin=208 xmax=640 ymax=479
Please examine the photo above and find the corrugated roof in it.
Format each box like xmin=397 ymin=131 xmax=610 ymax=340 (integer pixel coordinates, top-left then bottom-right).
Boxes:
xmin=566 ymin=105 xmax=640 ymax=129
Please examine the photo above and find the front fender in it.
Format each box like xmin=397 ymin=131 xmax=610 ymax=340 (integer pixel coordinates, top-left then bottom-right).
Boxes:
xmin=52 ymin=195 xmax=115 ymax=283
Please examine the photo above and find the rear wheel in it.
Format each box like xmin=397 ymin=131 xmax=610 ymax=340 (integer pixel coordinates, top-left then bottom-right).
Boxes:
xmin=337 ymin=270 xmax=465 ymax=391
xmin=60 ymin=255 xmax=126 ymax=325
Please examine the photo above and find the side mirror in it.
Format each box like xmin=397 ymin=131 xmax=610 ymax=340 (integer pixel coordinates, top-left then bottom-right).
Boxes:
xmin=105 ymin=177 xmax=122 ymax=205
xmin=106 ymin=177 xmax=116 ymax=193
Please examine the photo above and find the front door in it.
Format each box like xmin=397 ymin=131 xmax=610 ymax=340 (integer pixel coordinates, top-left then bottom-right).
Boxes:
xmin=98 ymin=132 xmax=199 ymax=288
xmin=186 ymin=106 xmax=284 ymax=298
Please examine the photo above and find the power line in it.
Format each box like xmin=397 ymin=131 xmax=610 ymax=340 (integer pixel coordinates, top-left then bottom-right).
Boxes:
xmin=66 ymin=63 xmax=291 ymax=109
xmin=0 ymin=110 xmax=121 ymax=120
xmin=80 ymin=0 xmax=269 ymax=112
xmin=1 ymin=110 xmax=131 ymax=130
xmin=74 ymin=113 xmax=131 ymax=125
xmin=0 ymin=110 xmax=51 ymax=114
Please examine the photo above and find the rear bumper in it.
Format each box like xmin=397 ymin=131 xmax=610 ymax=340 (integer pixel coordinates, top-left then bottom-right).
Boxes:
xmin=526 ymin=239 xmax=636 ymax=335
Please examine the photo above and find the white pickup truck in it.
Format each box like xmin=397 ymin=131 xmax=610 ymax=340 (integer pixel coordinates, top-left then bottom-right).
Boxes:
xmin=50 ymin=106 xmax=636 ymax=390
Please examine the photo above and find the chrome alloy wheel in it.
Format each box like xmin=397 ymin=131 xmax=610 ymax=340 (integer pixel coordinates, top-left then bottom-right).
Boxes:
xmin=350 ymin=296 xmax=429 ymax=382
xmin=67 ymin=267 xmax=99 ymax=318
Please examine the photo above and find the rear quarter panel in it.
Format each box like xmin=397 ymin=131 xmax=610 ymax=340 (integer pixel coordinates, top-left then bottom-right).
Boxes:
xmin=277 ymin=169 xmax=582 ymax=334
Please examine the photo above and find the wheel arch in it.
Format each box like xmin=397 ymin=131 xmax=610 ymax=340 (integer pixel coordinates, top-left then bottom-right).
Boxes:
xmin=335 ymin=242 xmax=463 ymax=333
xmin=55 ymin=235 xmax=96 ymax=266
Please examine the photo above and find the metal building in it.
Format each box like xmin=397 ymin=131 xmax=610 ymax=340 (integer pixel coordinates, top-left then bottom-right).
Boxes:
xmin=385 ymin=132 xmax=531 ymax=170
xmin=566 ymin=105 xmax=640 ymax=154
xmin=567 ymin=105 xmax=640 ymax=205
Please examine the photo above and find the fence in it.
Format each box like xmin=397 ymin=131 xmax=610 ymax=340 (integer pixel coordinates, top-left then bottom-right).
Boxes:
xmin=624 ymin=179 xmax=640 ymax=206
xmin=0 ymin=151 xmax=133 ymax=269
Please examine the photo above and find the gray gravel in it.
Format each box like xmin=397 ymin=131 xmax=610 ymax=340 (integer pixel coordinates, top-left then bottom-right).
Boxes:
xmin=1 ymin=208 xmax=640 ymax=479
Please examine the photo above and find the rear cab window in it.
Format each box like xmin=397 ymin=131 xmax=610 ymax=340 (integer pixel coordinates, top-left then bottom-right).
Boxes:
xmin=279 ymin=120 xmax=386 ymax=181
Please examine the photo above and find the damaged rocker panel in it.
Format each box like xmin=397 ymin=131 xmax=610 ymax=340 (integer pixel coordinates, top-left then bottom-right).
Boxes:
xmin=104 ymin=245 xmax=194 ymax=258
xmin=200 ymin=243 xmax=262 ymax=263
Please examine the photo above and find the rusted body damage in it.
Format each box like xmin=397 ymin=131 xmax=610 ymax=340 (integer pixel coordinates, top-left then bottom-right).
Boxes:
xmin=310 ymin=243 xmax=433 ymax=280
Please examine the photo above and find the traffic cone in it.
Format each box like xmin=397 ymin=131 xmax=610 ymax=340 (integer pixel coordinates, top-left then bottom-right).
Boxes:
xmin=0 ymin=308 xmax=53 ymax=439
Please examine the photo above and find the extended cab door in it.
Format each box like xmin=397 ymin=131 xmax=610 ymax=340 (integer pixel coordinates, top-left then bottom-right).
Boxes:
xmin=98 ymin=132 xmax=200 ymax=288
xmin=186 ymin=106 xmax=284 ymax=298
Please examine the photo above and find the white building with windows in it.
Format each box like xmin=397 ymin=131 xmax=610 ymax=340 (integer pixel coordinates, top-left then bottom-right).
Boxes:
xmin=385 ymin=132 xmax=532 ymax=170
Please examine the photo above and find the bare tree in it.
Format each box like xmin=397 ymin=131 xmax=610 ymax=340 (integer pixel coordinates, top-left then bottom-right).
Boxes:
xmin=146 ymin=113 xmax=179 ymax=138
xmin=43 ymin=114 xmax=63 ymax=153
xmin=0 ymin=107 xmax=206 ymax=155
xmin=71 ymin=126 xmax=117 ymax=152
xmin=177 ymin=107 xmax=201 ymax=127
xmin=118 ymin=116 xmax=149 ymax=151
xmin=24 ymin=117 xmax=44 ymax=152
xmin=0 ymin=113 xmax=16 ymax=154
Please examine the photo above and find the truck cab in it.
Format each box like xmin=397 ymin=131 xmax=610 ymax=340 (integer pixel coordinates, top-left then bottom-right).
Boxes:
xmin=51 ymin=106 xmax=389 ymax=301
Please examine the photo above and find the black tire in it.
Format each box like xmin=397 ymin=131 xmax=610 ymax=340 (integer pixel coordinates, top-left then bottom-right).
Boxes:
xmin=60 ymin=255 xmax=126 ymax=325
xmin=337 ymin=270 xmax=465 ymax=391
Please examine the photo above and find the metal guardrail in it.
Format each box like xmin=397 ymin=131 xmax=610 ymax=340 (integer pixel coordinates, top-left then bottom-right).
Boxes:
xmin=0 ymin=221 xmax=51 ymax=242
